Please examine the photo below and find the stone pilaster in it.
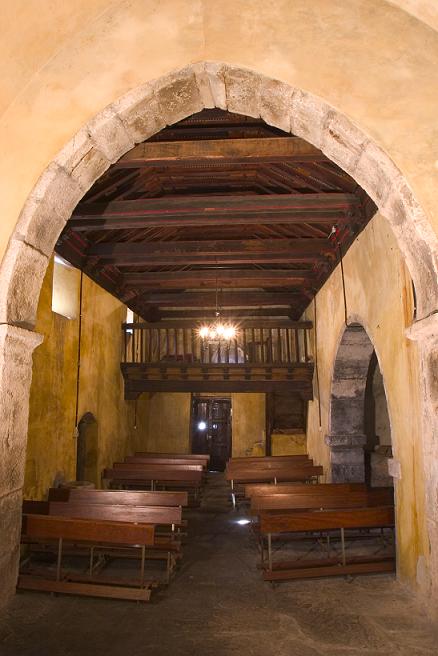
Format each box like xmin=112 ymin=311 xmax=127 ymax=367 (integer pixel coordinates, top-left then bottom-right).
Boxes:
xmin=0 ymin=324 xmax=43 ymax=609
xmin=325 ymin=433 xmax=366 ymax=483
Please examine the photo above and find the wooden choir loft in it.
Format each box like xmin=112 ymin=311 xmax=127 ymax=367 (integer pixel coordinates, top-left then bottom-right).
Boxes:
xmin=56 ymin=109 xmax=376 ymax=400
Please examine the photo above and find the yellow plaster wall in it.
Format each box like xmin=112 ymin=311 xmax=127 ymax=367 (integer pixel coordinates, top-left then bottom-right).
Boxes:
xmin=133 ymin=392 xmax=266 ymax=458
xmin=231 ymin=393 xmax=265 ymax=457
xmin=25 ymin=259 xmax=146 ymax=498
xmin=305 ymin=211 xmax=428 ymax=584
xmin=271 ymin=432 xmax=307 ymax=456
xmin=0 ymin=0 xmax=438 ymax=267
xmin=135 ymin=393 xmax=191 ymax=454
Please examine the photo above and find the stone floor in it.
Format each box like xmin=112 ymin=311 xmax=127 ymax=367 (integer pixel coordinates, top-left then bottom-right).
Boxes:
xmin=1 ymin=474 xmax=437 ymax=656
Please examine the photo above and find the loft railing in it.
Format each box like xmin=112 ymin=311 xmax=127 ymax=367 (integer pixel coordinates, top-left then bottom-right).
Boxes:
xmin=122 ymin=322 xmax=313 ymax=366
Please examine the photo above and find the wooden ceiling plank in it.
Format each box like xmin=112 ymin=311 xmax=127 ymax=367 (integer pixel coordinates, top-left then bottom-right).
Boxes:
xmin=114 ymin=137 xmax=326 ymax=168
xmin=122 ymin=268 xmax=316 ymax=289
xmin=70 ymin=193 xmax=357 ymax=232
xmin=87 ymin=237 xmax=336 ymax=260
xmin=139 ymin=291 xmax=304 ymax=307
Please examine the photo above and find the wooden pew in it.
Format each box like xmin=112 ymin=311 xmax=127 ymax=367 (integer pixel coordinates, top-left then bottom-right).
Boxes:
xmin=19 ymin=514 xmax=155 ymax=601
xmin=114 ymin=461 xmax=204 ymax=472
xmin=245 ymin=482 xmax=364 ymax=499
xmin=226 ymin=465 xmax=324 ymax=508
xmin=22 ymin=500 xmax=49 ymax=514
xmin=227 ymin=461 xmax=316 ymax=473
xmin=250 ymin=487 xmax=394 ymax=513
xmin=229 ymin=455 xmax=311 ymax=464
xmin=48 ymin=501 xmax=182 ymax=527
xmin=102 ymin=467 xmax=204 ymax=504
xmin=225 ymin=464 xmax=324 ymax=508
xmin=48 ymin=501 xmax=183 ymax=582
xmin=48 ymin=487 xmax=189 ymax=507
xmin=126 ymin=455 xmax=208 ymax=468
xmin=258 ymin=506 xmax=395 ymax=581
xmin=226 ymin=466 xmax=323 ymax=483
xmin=135 ymin=452 xmax=210 ymax=466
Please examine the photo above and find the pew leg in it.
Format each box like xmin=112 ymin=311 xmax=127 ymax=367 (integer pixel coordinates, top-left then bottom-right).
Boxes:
xmin=340 ymin=528 xmax=346 ymax=567
xmin=89 ymin=547 xmax=94 ymax=576
xmin=140 ymin=545 xmax=146 ymax=588
xmin=267 ymin=533 xmax=272 ymax=572
xmin=56 ymin=537 xmax=63 ymax=582
xmin=166 ymin=552 xmax=171 ymax=584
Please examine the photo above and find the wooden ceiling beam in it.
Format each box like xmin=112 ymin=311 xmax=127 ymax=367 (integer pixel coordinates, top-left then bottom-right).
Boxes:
xmin=122 ymin=268 xmax=317 ymax=289
xmin=157 ymin=308 xmax=299 ymax=320
xmin=139 ymin=291 xmax=304 ymax=307
xmin=124 ymin=320 xmax=313 ymax=329
xmin=70 ymin=193 xmax=359 ymax=231
xmin=114 ymin=137 xmax=326 ymax=168
xmin=87 ymin=238 xmax=337 ymax=264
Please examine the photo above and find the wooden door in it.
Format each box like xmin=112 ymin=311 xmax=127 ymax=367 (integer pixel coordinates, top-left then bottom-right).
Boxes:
xmin=191 ymin=397 xmax=232 ymax=471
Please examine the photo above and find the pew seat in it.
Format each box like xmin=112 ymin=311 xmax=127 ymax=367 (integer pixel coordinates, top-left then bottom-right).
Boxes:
xmin=19 ymin=514 xmax=156 ymax=601
xmin=258 ymin=506 xmax=395 ymax=582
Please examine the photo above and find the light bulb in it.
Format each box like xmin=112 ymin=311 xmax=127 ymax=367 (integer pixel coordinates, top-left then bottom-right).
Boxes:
xmin=224 ymin=325 xmax=236 ymax=339
xmin=199 ymin=326 xmax=209 ymax=338
xmin=216 ymin=323 xmax=225 ymax=336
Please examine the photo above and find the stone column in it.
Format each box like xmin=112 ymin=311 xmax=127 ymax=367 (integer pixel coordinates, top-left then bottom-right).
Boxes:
xmin=325 ymin=433 xmax=366 ymax=483
xmin=0 ymin=325 xmax=43 ymax=609
xmin=406 ymin=314 xmax=438 ymax=602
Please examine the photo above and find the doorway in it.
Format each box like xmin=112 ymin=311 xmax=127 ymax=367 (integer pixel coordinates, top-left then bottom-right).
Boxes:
xmin=191 ymin=397 xmax=232 ymax=471
xmin=76 ymin=412 xmax=98 ymax=486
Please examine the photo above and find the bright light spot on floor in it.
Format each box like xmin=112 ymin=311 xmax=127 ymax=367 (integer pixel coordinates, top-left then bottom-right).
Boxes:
xmin=198 ymin=421 xmax=207 ymax=430
xmin=235 ymin=519 xmax=251 ymax=526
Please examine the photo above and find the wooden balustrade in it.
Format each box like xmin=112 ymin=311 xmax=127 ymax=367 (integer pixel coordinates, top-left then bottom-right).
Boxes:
xmin=122 ymin=322 xmax=312 ymax=366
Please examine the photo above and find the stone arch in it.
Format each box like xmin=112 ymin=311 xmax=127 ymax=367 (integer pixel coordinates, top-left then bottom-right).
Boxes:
xmin=326 ymin=323 xmax=378 ymax=483
xmin=0 ymin=61 xmax=437 ymax=606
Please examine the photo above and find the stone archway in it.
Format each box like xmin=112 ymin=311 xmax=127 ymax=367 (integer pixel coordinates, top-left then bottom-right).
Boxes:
xmin=0 ymin=62 xmax=437 ymax=607
xmin=326 ymin=324 xmax=376 ymax=483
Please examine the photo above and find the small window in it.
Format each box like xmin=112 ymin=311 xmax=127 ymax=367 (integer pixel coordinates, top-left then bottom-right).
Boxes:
xmin=126 ymin=308 xmax=134 ymax=334
xmin=52 ymin=254 xmax=79 ymax=319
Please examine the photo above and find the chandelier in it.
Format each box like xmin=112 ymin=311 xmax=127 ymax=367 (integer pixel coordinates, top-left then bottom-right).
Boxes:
xmin=198 ymin=321 xmax=237 ymax=341
xmin=197 ymin=274 xmax=238 ymax=342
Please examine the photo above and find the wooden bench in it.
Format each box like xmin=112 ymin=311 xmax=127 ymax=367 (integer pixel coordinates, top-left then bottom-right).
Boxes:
xmin=258 ymin=506 xmax=395 ymax=581
xmin=49 ymin=501 xmax=183 ymax=581
xmin=48 ymin=487 xmax=189 ymax=507
xmin=102 ymin=467 xmax=204 ymax=504
xmin=245 ymin=482 xmax=364 ymax=499
xmin=135 ymin=452 xmax=210 ymax=466
xmin=250 ymin=486 xmax=394 ymax=512
xmin=125 ymin=455 xmax=208 ymax=468
xmin=229 ymin=455 xmax=311 ymax=464
xmin=114 ymin=461 xmax=204 ymax=472
xmin=19 ymin=514 xmax=155 ymax=601
xmin=226 ymin=465 xmax=324 ymax=508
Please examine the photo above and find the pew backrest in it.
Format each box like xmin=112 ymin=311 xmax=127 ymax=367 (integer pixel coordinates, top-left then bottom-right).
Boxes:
xmin=228 ymin=455 xmax=311 ymax=465
xmin=250 ymin=487 xmax=393 ymax=513
xmin=103 ymin=467 xmax=203 ymax=483
xmin=135 ymin=452 xmax=209 ymax=464
xmin=48 ymin=488 xmax=189 ymax=507
xmin=259 ymin=506 xmax=395 ymax=534
xmin=226 ymin=465 xmax=323 ymax=483
xmin=113 ymin=461 xmax=203 ymax=472
xmin=126 ymin=456 xmax=207 ymax=468
xmin=48 ymin=502 xmax=183 ymax=526
xmin=245 ymin=482 xmax=366 ymax=499
xmin=22 ymin=514 xmax=155 ymax=546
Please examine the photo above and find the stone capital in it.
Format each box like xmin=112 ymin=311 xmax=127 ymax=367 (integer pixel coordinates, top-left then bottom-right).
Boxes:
xmin=325 ymin=433 xmax=367 ymax=449
xmin=406 ymin=312 xmax=438 ymax=344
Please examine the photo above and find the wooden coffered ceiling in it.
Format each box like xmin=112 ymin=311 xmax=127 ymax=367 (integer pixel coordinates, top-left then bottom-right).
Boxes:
xmin=57 ymin=109 xmax=376 ymax=323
